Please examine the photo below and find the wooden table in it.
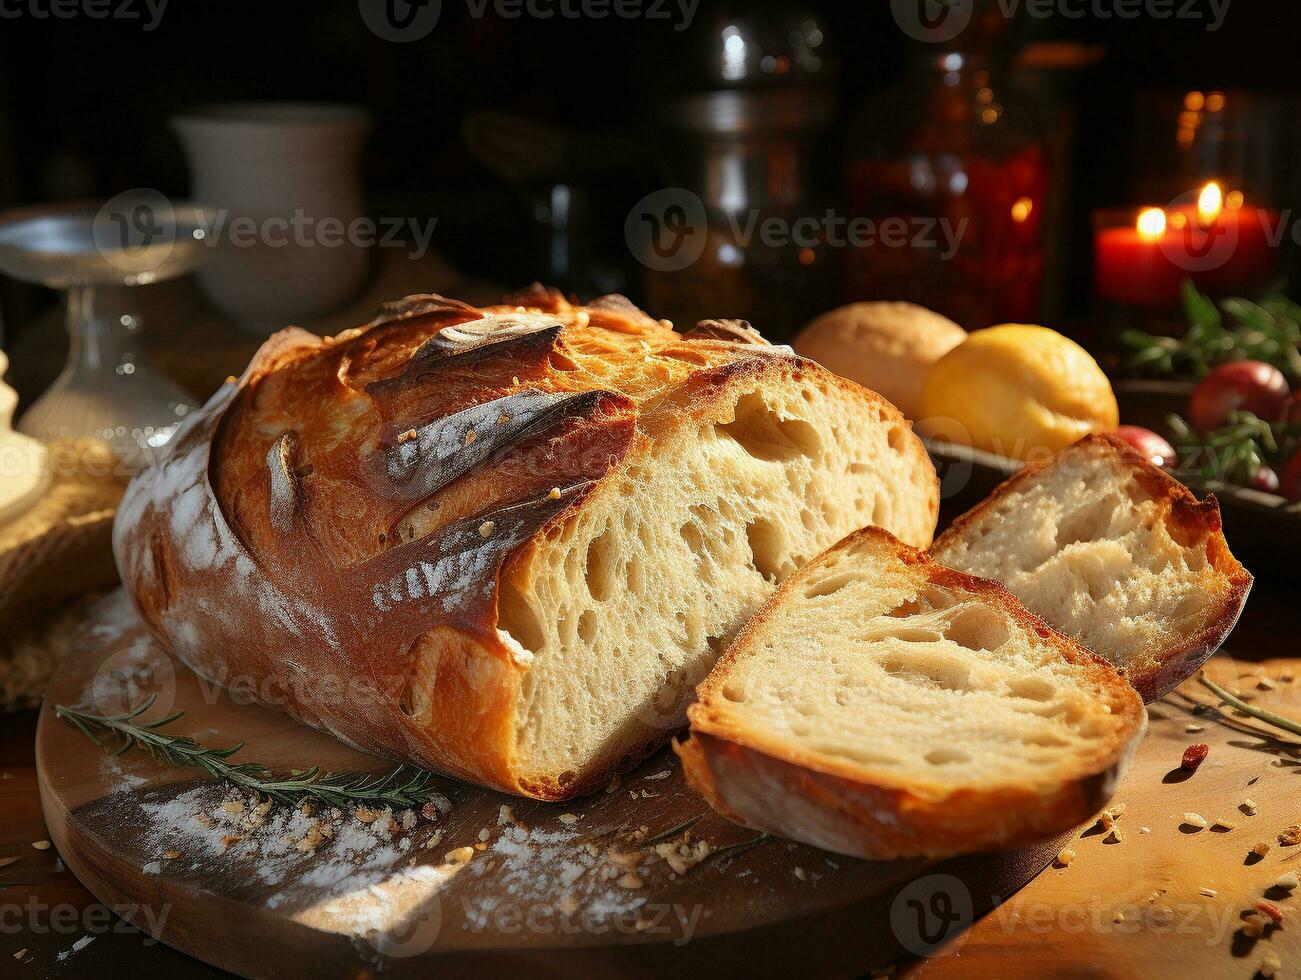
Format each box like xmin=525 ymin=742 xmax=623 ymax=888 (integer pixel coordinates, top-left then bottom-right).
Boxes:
xmin=2 ymin=577 xmax=1296 ymax=978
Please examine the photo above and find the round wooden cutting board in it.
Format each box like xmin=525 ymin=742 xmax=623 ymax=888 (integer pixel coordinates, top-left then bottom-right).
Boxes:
xmin=36 ymin=590 xmax=1063 ymax=979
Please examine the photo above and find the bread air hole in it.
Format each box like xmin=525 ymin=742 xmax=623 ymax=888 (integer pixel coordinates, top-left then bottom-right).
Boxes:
xmin=942 ymin=605 xmax=1011 ymax=652
xmin=716 ymin=391 xmax=822 ymax=462
xmin=585 ymin=529 xmax=617 ymax=601
xmin=1007 ymin=676 xmax=1057 ymax=702
xmin=746 ymin=518 xmax=787 ymax=583
xmin=876 ymin=652 xmax=971 ymax=692
xmin=497 ymin=577 xmax=546 ymax=656
xmin=925 ymin=748 xmax=971 ymax=766
xmin=805 ymin=571 xmax=858 ymax=600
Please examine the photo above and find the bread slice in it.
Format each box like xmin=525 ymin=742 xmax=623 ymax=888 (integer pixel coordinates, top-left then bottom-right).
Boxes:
xmin=677 ymin=527 xmax=1146 ymax=860
xmin=931 ymin=434 xmax=1251 ymax=701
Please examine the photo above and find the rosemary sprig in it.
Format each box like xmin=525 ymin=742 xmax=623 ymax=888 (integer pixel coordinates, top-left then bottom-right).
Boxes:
xmin=1119 ymin=281 xmax=1301 ymax=381
xmin=56 ymin=695 xmax=444 ymax=808
xmin=1168 ymin=410 xmax=1288 ymax=484
xmin=1197 ymin=673 xmax=1301 ymax=740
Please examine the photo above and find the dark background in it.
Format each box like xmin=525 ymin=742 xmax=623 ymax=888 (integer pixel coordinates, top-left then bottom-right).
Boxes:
xmin=0 ymin=0 xmax=1298 ymax=387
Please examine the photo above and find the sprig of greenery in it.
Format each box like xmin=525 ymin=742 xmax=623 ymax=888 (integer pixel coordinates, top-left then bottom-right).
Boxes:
xmin=1120 ymin=281 xmax=1301 ymax=381
xmin=56 ymin=695 xmax=444 ymax=809
xmin=1198 ymin=673 xmax=1301 ymax=739
xmin=1168 ymin=410 xmax=1284 ymax=484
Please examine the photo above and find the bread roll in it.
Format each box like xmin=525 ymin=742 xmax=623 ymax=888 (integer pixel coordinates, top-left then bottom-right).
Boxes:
xmin=793 ymin=302 xmax=965 ymax=418
xmin=114 ymin=288 xmax=939 ymax=800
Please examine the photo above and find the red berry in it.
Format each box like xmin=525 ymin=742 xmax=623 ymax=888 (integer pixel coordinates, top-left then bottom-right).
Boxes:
xmin=1189 ymin=361 xmax=1291 ymax=430
xmin=1181 ymin=743 xmax=1209 ymax=770
xmin=1113 ymin=426 xmax=1177 ymax=468
xmin=1251 ymin=466 xmax=1281 ymax=494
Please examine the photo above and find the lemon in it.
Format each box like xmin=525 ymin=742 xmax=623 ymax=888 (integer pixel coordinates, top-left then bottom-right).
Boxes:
xmin=917 ymin=324 xmax=1118 ymax=461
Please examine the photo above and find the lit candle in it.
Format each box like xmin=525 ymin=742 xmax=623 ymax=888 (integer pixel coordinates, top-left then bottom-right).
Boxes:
xmin=1093 ymin=184 xmax=1279 ymax=310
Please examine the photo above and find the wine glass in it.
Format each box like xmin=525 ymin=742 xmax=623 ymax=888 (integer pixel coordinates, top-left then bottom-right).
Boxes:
xmin=0 ymin=193 xmax=213 ymax=471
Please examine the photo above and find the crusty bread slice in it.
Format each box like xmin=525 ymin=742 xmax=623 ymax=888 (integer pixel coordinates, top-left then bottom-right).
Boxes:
xmin=931 ymin=434 xmax=1251 ymax=701
xmin=677 ymin=527 xmax=1146 ymax=860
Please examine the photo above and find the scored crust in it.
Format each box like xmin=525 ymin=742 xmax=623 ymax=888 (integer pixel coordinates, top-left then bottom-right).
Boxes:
xmin=931 ymin=433 xmax=1252 ymax=702
xmin=114 ymin=288 xmax=940 ymax=800
xmin=678 ymin=527 xmax=1146 ymax=860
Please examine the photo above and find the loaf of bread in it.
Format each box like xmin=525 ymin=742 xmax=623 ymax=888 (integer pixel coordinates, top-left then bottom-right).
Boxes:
xmin=931 ymin=434 xmax=1251 ymax=701
xmin=793 ymin=302 xmax=966 ymax=419
xmin=677 ymin=526 xmax=1146 ymax=859
xmin=114 ymin=288 xmax=939 ymax=800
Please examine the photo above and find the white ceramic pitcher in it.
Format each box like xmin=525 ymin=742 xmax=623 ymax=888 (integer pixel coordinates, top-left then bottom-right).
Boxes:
xmin=171 ymin=103 xmax=371 ymax=331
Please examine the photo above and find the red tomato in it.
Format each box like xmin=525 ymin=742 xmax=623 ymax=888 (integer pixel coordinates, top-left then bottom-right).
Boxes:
xmin=1113 ymin=425 xmax=1177 ymax=468
xmin=1281 ymin=451 xmax=1301 ymax=502
xmin=1188 ymin=361 xmax=1291 ymax=430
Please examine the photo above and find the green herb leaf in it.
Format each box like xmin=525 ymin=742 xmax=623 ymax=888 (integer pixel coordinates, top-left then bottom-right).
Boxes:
xmin=55 ymin=697 xmax=445 ymax=809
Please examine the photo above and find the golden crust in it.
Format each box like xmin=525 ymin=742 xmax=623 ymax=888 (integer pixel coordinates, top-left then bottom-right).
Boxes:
xmin=679 ymin=527 xmax=1146 ymax=859
xmin=114 ymin=290 xmax=939 ymax=801
xmin=931 ymin=433 xmax=1252 ymax=702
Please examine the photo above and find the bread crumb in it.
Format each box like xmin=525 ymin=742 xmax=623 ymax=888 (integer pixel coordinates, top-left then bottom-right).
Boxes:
xmin=1275 ymin=871 xmax=1300 ymax=891
xmin=1242 ymin=912 xmax=1268 ymax=938
xmin=473 ymin=841 xmax=487 ymax=852
xmin=162 ymin=849 xmax=181 ymax=860
xmin=1212 ymin=817 xmax=1237 ymax=830
xmin=498 ymin=805 xmax=515 ymax=826
xmin=606 ymin=849 xmax=640 ymax=870
xmin=1183 ymin=813 xmax=1209 ymax=830
xmin=223 ymin=799 xmax=244 ymax=816
xmin=13 ymin=949 xmax=26 ymax=961
xmin=444 ymin=846 xmax=475 ymax=865
xmin=793 ymin=866 xmax=807 ymax=881
xmin=1260 ymin=951 xmax=1282 ymax=978
xmin=354 ymin=806 xmax=382 ymax=823
xmin=617 ymin=872 xmax=644 ymax=889
xmin=219 ymin=834 xmax=243 ymax=851
xmin=1242 ymin=799 xmax=1258 ymax=815
xmin=1279 ymin=825 xmax=1301 ymax=846
xmin=479 ymin=521 xmax=495 ymax=538
xmin=464 ymin=430 xmax=477 ymax=446
xmin=397 ymin=428 xmax=417 ymax=443
xmin=1253 ymin=841 xmax=1272 ymax=858
xmin=1054 ymin=848 xmax=1076 ymax=867
xmin=1199 ymin=887 xmax=1218 ymax=898
xmin=31 ymin=840 xmax=50 ymax=851
xmin=558 ymin=813 xmax=579 ymax=825
xmin=548 ymin=487 xmax=562 ymax=500
xmin=477 ymin=828 xmax=490 ymax=842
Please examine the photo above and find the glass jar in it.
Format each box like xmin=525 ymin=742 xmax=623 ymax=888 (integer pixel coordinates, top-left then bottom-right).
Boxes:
xmin=846 ymin=51 xmax=1049 ymax=328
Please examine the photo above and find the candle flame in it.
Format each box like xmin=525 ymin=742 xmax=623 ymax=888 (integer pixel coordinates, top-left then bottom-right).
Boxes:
xmin=1136 ymin=208 xmax=1167 ymax=240
xmin=1011 ymin=197 xmax=1033 ymax=223
xmin=1197 ymin=182 xmax=1224 ymax=224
